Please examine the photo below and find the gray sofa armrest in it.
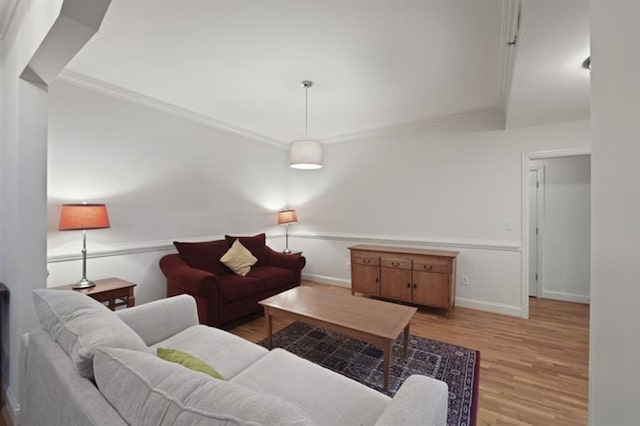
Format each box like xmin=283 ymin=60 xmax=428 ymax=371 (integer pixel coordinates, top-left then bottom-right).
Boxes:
xmin=374 ymin=375 xmax=449 ymax=426
xmin=22 ymin=329 xmax=127 ymax=426
xmin=116 ymin=295 xmax=199 ymax=346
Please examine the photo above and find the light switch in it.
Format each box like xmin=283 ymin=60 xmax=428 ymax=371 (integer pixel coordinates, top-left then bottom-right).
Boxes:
xmin=505 ymin=218 xmax=513 ymax=230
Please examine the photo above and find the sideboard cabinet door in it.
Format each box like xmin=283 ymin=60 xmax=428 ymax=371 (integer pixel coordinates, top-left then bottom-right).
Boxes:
xmin=413 ymin=271 xmax=449 ymax=308
xmin=351 ymin=251 xmax=381 ymax=296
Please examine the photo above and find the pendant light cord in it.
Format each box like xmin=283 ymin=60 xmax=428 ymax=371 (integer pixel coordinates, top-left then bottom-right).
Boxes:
xmin=305 ymin=84 xmax=309 ymax=138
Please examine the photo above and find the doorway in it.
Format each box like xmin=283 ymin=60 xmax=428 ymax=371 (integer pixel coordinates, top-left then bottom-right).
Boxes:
xmin=528 ymin=166 xmax=544 ymax=298
xmin=521 ymin=148 xmax=591 ymax=319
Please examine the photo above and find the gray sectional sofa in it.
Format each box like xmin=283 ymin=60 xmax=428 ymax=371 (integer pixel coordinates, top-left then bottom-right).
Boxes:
xmin=22 ymin=289 xmax=448 ymax=425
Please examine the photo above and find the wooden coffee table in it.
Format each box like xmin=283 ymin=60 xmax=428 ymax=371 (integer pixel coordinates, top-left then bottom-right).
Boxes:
xmin=259 ymin=286 xmax=417 ymax=390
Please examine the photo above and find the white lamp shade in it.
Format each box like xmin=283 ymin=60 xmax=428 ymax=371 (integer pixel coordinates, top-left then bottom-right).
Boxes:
xmin=289 ymin=140 xmax=323 ymax=169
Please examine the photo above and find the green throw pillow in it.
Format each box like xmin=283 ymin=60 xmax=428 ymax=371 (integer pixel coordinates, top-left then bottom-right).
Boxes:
xmin=157 ymin=348 xmax=223 ymax=380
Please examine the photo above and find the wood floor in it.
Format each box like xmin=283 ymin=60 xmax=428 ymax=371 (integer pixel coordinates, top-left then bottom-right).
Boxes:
xmin=0 ymin=404 xmax=11 ymax=426
xmin=230 ymin=281 xmax=590 ymax=426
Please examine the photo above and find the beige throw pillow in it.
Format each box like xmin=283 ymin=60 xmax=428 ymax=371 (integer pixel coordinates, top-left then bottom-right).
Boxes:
xmin=220 ymin=240 xmax=257 ymax=276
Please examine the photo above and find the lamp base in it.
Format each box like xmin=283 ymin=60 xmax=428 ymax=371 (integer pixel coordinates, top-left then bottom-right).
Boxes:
xmin=73 ymin=278 xmax=96 ymax=289
xmin=283 ymin=248 xmax=292 ymax=254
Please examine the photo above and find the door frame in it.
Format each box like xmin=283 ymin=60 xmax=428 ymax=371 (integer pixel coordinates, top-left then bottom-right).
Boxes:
xmin=520 ymin=148 xmax=591 ymax=319
xmin=528 ymin=165 xmax=545 ymax=299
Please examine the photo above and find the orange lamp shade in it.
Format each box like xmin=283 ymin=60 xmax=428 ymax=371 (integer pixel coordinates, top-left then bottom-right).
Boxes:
xmin=59 ymin=204 xmax=110 ymax=231
xmin=277 ymin=209 xmax=298 ymax=225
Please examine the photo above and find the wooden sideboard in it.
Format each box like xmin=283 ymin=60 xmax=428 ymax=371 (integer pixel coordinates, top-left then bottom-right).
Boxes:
xmin=349 ymin=244 xmax=459 ymax=317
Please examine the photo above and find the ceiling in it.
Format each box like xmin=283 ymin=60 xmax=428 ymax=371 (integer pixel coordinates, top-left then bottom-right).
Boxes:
xmin=50 ymin=1 xmax=589 ymax=144
xmin=506 ymin=0 xmax=591 ymax=129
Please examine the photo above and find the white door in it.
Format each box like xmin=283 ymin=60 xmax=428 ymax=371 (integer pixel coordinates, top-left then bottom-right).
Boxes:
xmin=528 ymin=168 xmax=542 ymax=297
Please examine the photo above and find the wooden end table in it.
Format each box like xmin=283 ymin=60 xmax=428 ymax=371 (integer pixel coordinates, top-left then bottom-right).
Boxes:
xmin=260 ymin=286 xmax=416 ymax=390
xmin=57 ymin=277 xmax=136 ymax=311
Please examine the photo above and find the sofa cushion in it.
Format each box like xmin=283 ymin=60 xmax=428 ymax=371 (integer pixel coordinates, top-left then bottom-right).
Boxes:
xmin=220 ymin=240 xmax=257 ymax=276
xmin=94 ymin=347 xmax=316 ymax=426
xmin=32 ymin=289 xmax=151 ymax=379
xmin=218 ymin=274 xmax=264 ymax=303
xmin=231 ymin=348 xmax=390 ymax=426
xmin=173 ymin=240 xmax=231 ymax=276
xmin=151 ymin=324 xmax=268 ymax=380
xmin=225 ymin=233 xmax=267 ymax=266
xmin=247 ymin=265 xmax=295 ymax=291
xmin=157 ymin=347 xmax=223 ymax=379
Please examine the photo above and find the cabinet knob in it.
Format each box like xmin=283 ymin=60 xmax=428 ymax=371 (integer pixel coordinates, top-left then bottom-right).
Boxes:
xmin=363 ymin=258 xmax=371 ymax=264
xmin=375 ymin=277 xmax=379 ymax=283
xmin=406 ymin=282 xmax=411 ymax=288
xmin=413 ymin=283 xmax=417 ymax=289
xmin=423 ymin=265 xmax=434 ymax=271
xmin=392 ymin=261 xmax=400 ymax=267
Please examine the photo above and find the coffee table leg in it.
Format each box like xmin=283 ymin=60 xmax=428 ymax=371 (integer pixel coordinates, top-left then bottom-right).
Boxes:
xmin=265 ymin=310 xmax=273 ymax=349
xmin=403 ymin=324 xmax=410 ymax=358
xmin=383 ymin=341 xmax=391 ymax=390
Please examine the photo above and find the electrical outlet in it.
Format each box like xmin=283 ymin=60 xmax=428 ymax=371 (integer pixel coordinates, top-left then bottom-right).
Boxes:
xmin=461 ymin=275 xmax=470 ymax=286
xmin=347 ymin=261 xmax=351 ymax=270
xmin=505 ymin=218 xmax=513 ymax=230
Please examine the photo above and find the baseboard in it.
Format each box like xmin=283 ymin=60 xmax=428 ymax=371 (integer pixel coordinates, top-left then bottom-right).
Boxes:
xmin=541 ymin=290 xmax=590 ymax=304
xmin=302 ymin=273 xmax=351 ymax=288
xmin=455 ymin=297 xmax=522 ymax=317
xmin=6 ymin=385 xmax=20 ymax=425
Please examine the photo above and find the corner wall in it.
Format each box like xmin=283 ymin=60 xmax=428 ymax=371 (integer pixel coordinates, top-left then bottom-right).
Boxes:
xmin=1 ymin=0 xmax=64 ymax=420
xmin=589 ymin=1 xmax=640 ymax=424
xmin=46 ymin=82 xmax=592 ymax=321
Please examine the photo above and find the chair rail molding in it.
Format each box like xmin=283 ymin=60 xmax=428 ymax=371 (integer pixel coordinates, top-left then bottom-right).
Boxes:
xmin=47 ymin=233 xmax=286 ymax=262
xmin=291 ymin=231 xmax=521 ymax=252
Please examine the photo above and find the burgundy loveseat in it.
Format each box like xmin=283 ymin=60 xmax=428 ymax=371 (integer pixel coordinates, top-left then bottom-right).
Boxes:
xmin=159 ymin=233 xmax=305 ymax=327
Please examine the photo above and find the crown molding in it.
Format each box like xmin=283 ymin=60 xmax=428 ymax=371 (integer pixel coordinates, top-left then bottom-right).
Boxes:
xmin=56 ymin=69 xmax=287 ymax=149
xmin=320 ymin=107 xmax=504 ymax=144
xmin=57 ymin=70 xmax=507 ymax=148
xmin=0 ymin=0 xmax=18 ymax=40
xmin=321 ymin=107 xmax=505 ymax=144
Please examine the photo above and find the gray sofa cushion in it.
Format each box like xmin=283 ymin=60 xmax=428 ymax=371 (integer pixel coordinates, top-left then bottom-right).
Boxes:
xmin=150 ymin=324 xmax=268 ymax=380
xmin=94 ymin=347 xmax=316 ymax=426
xmin=33 ymin=288 xmax=150 ymax=378
xmin=231 ymin=348 xmax=391 ymax=426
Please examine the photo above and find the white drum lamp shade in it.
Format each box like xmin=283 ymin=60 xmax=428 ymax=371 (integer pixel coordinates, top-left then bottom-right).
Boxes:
xmin=289 ymin=140 xmax=323 ymax=170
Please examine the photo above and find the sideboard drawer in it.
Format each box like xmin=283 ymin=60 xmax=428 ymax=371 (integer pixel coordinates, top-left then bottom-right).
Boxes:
xmin=413 ymin=256 xmax=451 ymax=273
xmin=381 ymin=255 xmax=412 ymax=270
xmin=352 ymin=252 xmax=381 ymax=266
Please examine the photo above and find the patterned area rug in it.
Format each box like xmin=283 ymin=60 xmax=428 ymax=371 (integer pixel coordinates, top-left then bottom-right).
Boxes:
xmin=259 ymin=322 xmax=479 ymax=426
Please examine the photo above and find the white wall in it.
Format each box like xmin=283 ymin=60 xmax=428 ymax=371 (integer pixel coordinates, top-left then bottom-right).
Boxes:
xmin=46 ymin=83 xmax=593 ymax=320
xmin=46 ymin=80 xmax=289 ymax=299
xmin=1 ymin=1 xmax=63 ymax=420
xmin=530 ymin=156 xmax=590 ymax=303
xmin=287 ymin=117 xmax=591 ymax=317
xmin=589 ymin=2 xmax=640 ymax=424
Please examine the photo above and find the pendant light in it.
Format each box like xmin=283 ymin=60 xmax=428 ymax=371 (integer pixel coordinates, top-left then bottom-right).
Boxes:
xmin=289 ymin=80 xmax=323 ymax=169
